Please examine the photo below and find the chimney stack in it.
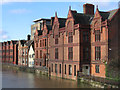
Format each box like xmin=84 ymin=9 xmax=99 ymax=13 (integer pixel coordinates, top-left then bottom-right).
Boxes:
xmin=27 ymin=34 xmax=31 ymax=40
xmin=83 ymin=3 xmax=94 ymax=15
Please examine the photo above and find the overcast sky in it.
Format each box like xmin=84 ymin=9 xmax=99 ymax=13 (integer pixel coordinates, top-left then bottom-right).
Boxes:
xmin=0 ymin=1 xmax=119 ymax=42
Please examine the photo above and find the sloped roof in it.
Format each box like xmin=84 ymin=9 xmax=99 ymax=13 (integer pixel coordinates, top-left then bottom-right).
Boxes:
xmin=99 ymin=9 xmax=118 ymax=21
xmin=19 ymin=40 xmax=27 ymax=46
xmin=11 ymin=40 xmax=18 ymax=44
xmin=58 ymin=18 xmax=66 ymax=28
xmin=46 ymin=25 xmax=52 ymax=33
xmin=25 ymin=40 xmax=33 ymax=47
xmin=71 ymin=10 xmax=94 ymax=25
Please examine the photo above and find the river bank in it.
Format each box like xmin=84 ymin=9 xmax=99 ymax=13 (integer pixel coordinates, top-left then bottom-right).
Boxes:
xmin=2 ymin=63 xmax=119 ymax=88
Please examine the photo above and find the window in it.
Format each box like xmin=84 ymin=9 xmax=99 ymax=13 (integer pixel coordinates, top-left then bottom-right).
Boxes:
xmin=83 ymin=47 xmax=89 ymax=60
xmin=95 ymin=65 xmax=100 ymax=73
xmin=26 ymin=58 xmax=27 ymax=64
xmin=55 ymin=64 xmax=57 ymax=74
xmin=68 ymin=47 xmax=73 ymax=60
xmin=69 ymin=65 xmax=72 ymax=75
xmin=95 ymin=46 xmax=101 ymax=60
xmin=32 ymin=61 xmax=34 ymax=65
xmin=36 ymin=42 xmax=38 ymax=47
xmin=68 ymin=32 xmax=73 ymax=43
xmin=45 ymin=39 xmax=46 ymax=47
xmin=83 ymin=32 xmax=89 ymax=42
xmin=51 ymin=64 xmax=53 ymax=72
xmin=43 ymin=39 xmax=44 ymax=47
xmin=65 ymin=64 xmax=66 ymax=74
xmin=40 ymin=62 xmax=41 ymax=66
xmin=40 ymin=50 xmax=42 ymax=58
xmin=40 ymin=40 xmax=42 ymax=47
xmin=22 ymin=60 xmax=24 ymax=63
xmin=26 ymin=49 xmax=27 ymax=54
xmin=59 ymin=64 xmax=61 ymax=74
xmin=36 ymin=51 xmax=38 ymax=58
xmin=55 ymin=48 xmax=58 ymax=59
xmin=95 ymin=30 xmax=100 ymax=42
xmin=74 ymin=65 xmax=76 ymax=76
xmin=22 ymin=51 xmax=24 ymax=55
xmin=55 ymin=35 xmax=58 ymax=44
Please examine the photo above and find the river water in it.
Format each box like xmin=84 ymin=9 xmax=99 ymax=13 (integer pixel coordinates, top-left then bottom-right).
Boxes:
xmin=2 ymin=67 xmax=93 ymax=88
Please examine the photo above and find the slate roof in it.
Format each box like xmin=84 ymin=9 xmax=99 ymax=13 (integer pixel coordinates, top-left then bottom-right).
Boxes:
xmin=25 ymin=40 xmax=34 ymax=47
xmin=99 ymin=9 xmax=118 ymax=21
xmin=46 ymin=25 xmax=52 ymax=33
xmin=58 ymin=18 xmax=66 ymax=28
xmin=71 ymin=10 xmax=94 ymax=25
xmin=11 ymin=40 xmax=18 ymax=44
xmin=20 ymin=40 xmax=27 ymax=46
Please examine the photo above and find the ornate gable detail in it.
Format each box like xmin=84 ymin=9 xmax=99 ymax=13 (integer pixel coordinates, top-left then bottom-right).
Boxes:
xmin=43 ymin=24 xmax=48 ymax=36
xmin=52 ymin=12 xmax=59 ymax=38
xmin=91 ymin=7 xmax=102 ymax=34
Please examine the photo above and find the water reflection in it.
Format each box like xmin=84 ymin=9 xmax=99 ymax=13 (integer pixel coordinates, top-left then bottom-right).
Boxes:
xmin=2 ymin=68 xmax=93 ymax=88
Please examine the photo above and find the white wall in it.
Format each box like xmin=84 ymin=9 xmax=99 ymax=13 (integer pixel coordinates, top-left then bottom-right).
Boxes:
xmin=28 ymin=45 xmax=35 ymax=67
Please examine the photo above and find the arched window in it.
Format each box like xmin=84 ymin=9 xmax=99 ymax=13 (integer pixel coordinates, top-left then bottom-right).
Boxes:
xmin=67 ymin=21 xmax=73 ymax=31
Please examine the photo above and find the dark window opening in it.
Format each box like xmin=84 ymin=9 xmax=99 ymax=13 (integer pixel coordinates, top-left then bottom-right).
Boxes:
xmin=59 ymin=64 xmax=61 ymax=74
xmin=68 ymin=47 xmax=73 ymax=60
xmin=74 ymin=65 xmax=76 ymax=76
xmin=55 ymin=48 xmax=58 ymax=59
xmin=69 ymin=65 xmax=72 ymax=75
xmin=68 ymin=32 xmax=73 ymax=43
xmin=65 ymin=64 xmax=66 ymax=74
xmin=95 ymin=46 xmax=101 ymax=60
xmin=55 ymin=64 xmax=57 ymax=74
xmin=95 ymin=65 xmax=100 ymax=73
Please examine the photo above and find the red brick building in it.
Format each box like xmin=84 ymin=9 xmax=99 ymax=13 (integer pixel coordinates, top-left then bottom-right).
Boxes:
xmin=10 ymin=40 xmax=18 ymax=64
xmin=34 ymin=18 xmax=52 ymax=67
xmin=0 ymin=40 xmax=18 ymax=64
xmin=0 ymin=42 xmax=3 ymax=62
xmin=2 ymin=42 xmax=6 ymax=63
xmin=91 ymin=7 xmax=120 ymax=78
xmin=47 ymin=5 xmax=93 ymax=79
xmin=1 ymin=3 xmax=119 ymax=80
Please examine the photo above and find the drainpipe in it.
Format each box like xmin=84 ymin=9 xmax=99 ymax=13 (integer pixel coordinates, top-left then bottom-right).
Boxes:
xmin=62 ymin=33 xmax=64 ymax=78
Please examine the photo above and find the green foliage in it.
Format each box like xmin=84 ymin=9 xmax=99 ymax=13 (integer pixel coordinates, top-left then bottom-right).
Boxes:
xmin=105 ymin=58 xmax=120 ymax=81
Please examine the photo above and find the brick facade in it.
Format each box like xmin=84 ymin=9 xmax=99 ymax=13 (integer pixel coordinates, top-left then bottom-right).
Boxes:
xmin=1 ymin=3 xmax=119 ymax=80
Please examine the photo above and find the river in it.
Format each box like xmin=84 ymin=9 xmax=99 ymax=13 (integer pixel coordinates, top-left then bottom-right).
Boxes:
xmin=2 ymin=67 xmax=93 ymax=88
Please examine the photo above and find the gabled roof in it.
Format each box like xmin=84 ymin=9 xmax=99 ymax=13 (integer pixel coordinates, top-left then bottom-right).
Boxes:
xmin=11 ymin=40 xmax=18 ymax=44
xmin=19 ymin=40 xmax=27 ymax=46
xmin=99 ymin=9 xmax=118 ymax=21
xmin=25 ymin=40 xmax=34 ymax=47
xmin=71 ymin=10 xmax=94 ymax=25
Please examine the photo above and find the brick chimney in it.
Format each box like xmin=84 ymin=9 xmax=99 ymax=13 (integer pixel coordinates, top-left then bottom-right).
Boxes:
xmin=83 ymin=3 xmax=94 ymax=15
xmin=27 ymin=34 xmax=31 ymax=40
